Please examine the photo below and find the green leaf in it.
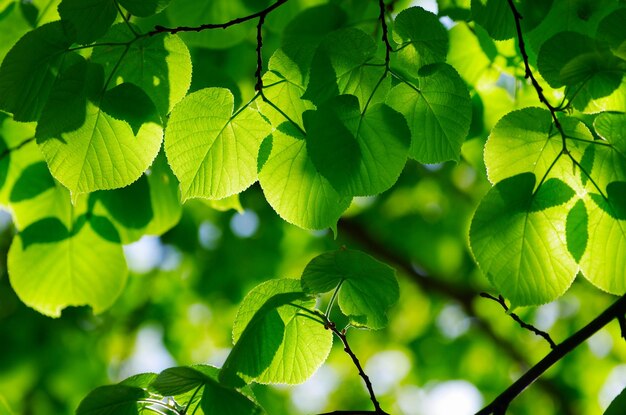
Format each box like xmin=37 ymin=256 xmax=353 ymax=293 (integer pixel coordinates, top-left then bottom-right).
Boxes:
xmin=120 ymin=373 xmax=158 ymax=388
xmin=483 ymin=107 xmax=626 ymax=296
xmin=90 ymin=175 xmax=153 ymax=244
xmin=471 ymin=0 xmax=515 ymax=41
xmin=144 ymin=151 xmax=182 ymax=235
xmin=76 ymin=384 xmax=146 ymax=415
xmin=0 ymin=1 xmax=33 ymax=63
xmin=90 ymin=153 xmax=181 ymax=242
xmin=8 ymin=217 xmax=127 ymax=317
xmin=117 ymin=0 xmax=171 ymax=17
xmin=151 ymin=366 xmax=212 ymax=396
xmin=165 ymin=88 xmax=270 ymax=201
xmin=259 ymin=48 xmax=315 ymax=129
xmin=58 ymin=0 xmax=117 ymax=44
xmin=304 ymin=94 xmax=410 ymax=196
xmin=566 ymin=199 xmax=588 ymax=263
xmin=484 ymin=107 xmax=591 ymax=186
xmin=301 ymin=249 xmax=398 ymax=329
xmin=220 ymin=279 xmax=332 ymax=386
xmin=36 ymin=59 xmax=163 ymax=195
xmin=200 ymin=378 xmax=263 ymax=415
xmin=0 ymin=21 xmax=74 ymax=121
xmin=537 ymin=31 xmax=625 ymax=89
xmin=469 ymin=173 xmax=578 ymax=306
xmin=597 ymin=8 xmax=626 ymax=60
xmin=392 ymin=6 xmax=448 ymax=74
xmin=302 ymin=28 xmax=378 ymax=106
xmin=258 ymin=127 xmax=351 ymax=230
xmin=594 ymin=112 xmax=626 ymax=154
xmin=386 ymin=63 xmax=471 ymax=163
xmin=447 ymin=23 xmax=492 ymax=85
xmin=605 ymin=388 xmax=626 ymax=415
xmin=91 ymin=24 xmax=192 ymax=117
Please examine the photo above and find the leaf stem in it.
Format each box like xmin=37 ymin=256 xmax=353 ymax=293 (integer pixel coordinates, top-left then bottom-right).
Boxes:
xmin=184 ymin=384 xmax=203 ymax=415
xmin=113 ymin=0 xmax=139 ymax=37
xmin=476 ymin=293 xmax=626 ymax=414
xmin=377 ymin=0 xmax=392 ymax=69
xmin=138 ymin=399 xmax=182 ymax=415
xmin=325 ymin=280 xmax=344 ymax=318
xmin=480 ymin=293 xmax=556 ymax=348
xmin=254 ymin=13 xmax=266 ymax=91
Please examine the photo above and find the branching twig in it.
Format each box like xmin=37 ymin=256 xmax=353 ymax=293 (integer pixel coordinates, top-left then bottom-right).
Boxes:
xmin=476 ymin=293 xmax=626 ymax=414
xmin=480 ymin=293 xmax=556 ymax=349
xmin=338 ymin=218 xmax=576 ymax=415
xmin=325 ymin=320 xmax=389 ymax=415
xmin=377 ymin=0 xmax=392 ymax=68
xmin=148 ymin=0 xmax=288 ymax=36
xmin=254 ymin=13 xmax=266 ymax=91
xmin=506 ymin=0 xmax=567 ymax=151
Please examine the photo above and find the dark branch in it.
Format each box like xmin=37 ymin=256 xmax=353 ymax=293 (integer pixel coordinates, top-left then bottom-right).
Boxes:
xmin=377 ymin=0 xmax=392 ymax=68
xmin=254 ymin=13 xmax=266 ymax=91
xmin=325 ymin=321 xmax=389 ymax=415
xmin=480 ymin=293 xmax=556 ymax=349
xmin=505 ymin=0 xmax=567 ymax=151
xmin=148 ymin=0 xmax=288 ymax=36
xmin=476 ymin=293 xmax=626 ymax=414
xmin=338 ymin=218 xmax=576 ymax=415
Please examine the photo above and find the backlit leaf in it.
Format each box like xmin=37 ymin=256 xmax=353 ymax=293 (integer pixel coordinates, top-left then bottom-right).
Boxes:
xmin=165 ymin=88 xmax=270 ymax=201
xmin=393 ymin=6 xmax=448 ymax=74
xmin=220 ymin=279 xmax=332 ymax=386
xmin=0 ymin=21 xmax=73 ymax=121
xmin=301 ymin=249 xmax=399 ymax=329
xmin=258 ymin=126 xmax=351 ymax=230
xmin=8 ymin=217 xmax=127 ymax=317
xmin=91 ymin=24 xmax=192 ymax=117
xmin=386 ymin=63 xmax=471 ymax=163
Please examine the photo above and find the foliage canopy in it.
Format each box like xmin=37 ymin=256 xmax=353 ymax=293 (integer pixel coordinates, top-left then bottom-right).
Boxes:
xmin=0 ymin=0 xmax=626 ymax=414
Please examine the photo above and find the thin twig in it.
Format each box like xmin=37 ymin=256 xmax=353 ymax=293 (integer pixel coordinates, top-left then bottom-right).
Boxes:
xmin=338 ymin=218 xmax=576 ymax=415
xmin=476 ymin=293 xmax=626 ymax=414
xmin=480 ymin=293 xmax=556 ymax=349
xmin=147 ymin=0 xmax=288 ymax=36
xmin=254 ymin=13 xmax=266 ymax=91
xmin=377 ymin=0 xmax=392 ymax=68
xmin=325 ymin=321 xmax=389 ymax=415
xmin=506 ymin=0 xmax=567 ymax=152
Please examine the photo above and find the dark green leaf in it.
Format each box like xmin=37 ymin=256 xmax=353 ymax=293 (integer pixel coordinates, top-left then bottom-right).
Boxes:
xmin=76 ymin=385 xmax=146 ymax=415
xmin=301 ymin=249 xmax=399 ymax=329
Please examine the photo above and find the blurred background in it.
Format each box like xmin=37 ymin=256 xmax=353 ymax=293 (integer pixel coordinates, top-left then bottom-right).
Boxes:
xmin=1 ymin=0 xmax=625 ymax=414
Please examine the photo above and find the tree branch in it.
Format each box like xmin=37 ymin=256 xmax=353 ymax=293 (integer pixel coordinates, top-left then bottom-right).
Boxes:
xmin=337 ymin=218 xmax=576 ymax=415
xmin=476 ymin=293 xmax=626 ymax=414
xmin=325 ymin=319 xmax=388 ymax=415
xmin=148 ymin=0 xmax=288 ymax=37
xmin=377 ymin=0 xmax=392 ymax=68
xmin=480 ymin=293 xmax=556 ymax=349
xmin=254 ymin=13 xmax=266 ymax=91
xmin=505 ymin=0 xmax=567 ymax=151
